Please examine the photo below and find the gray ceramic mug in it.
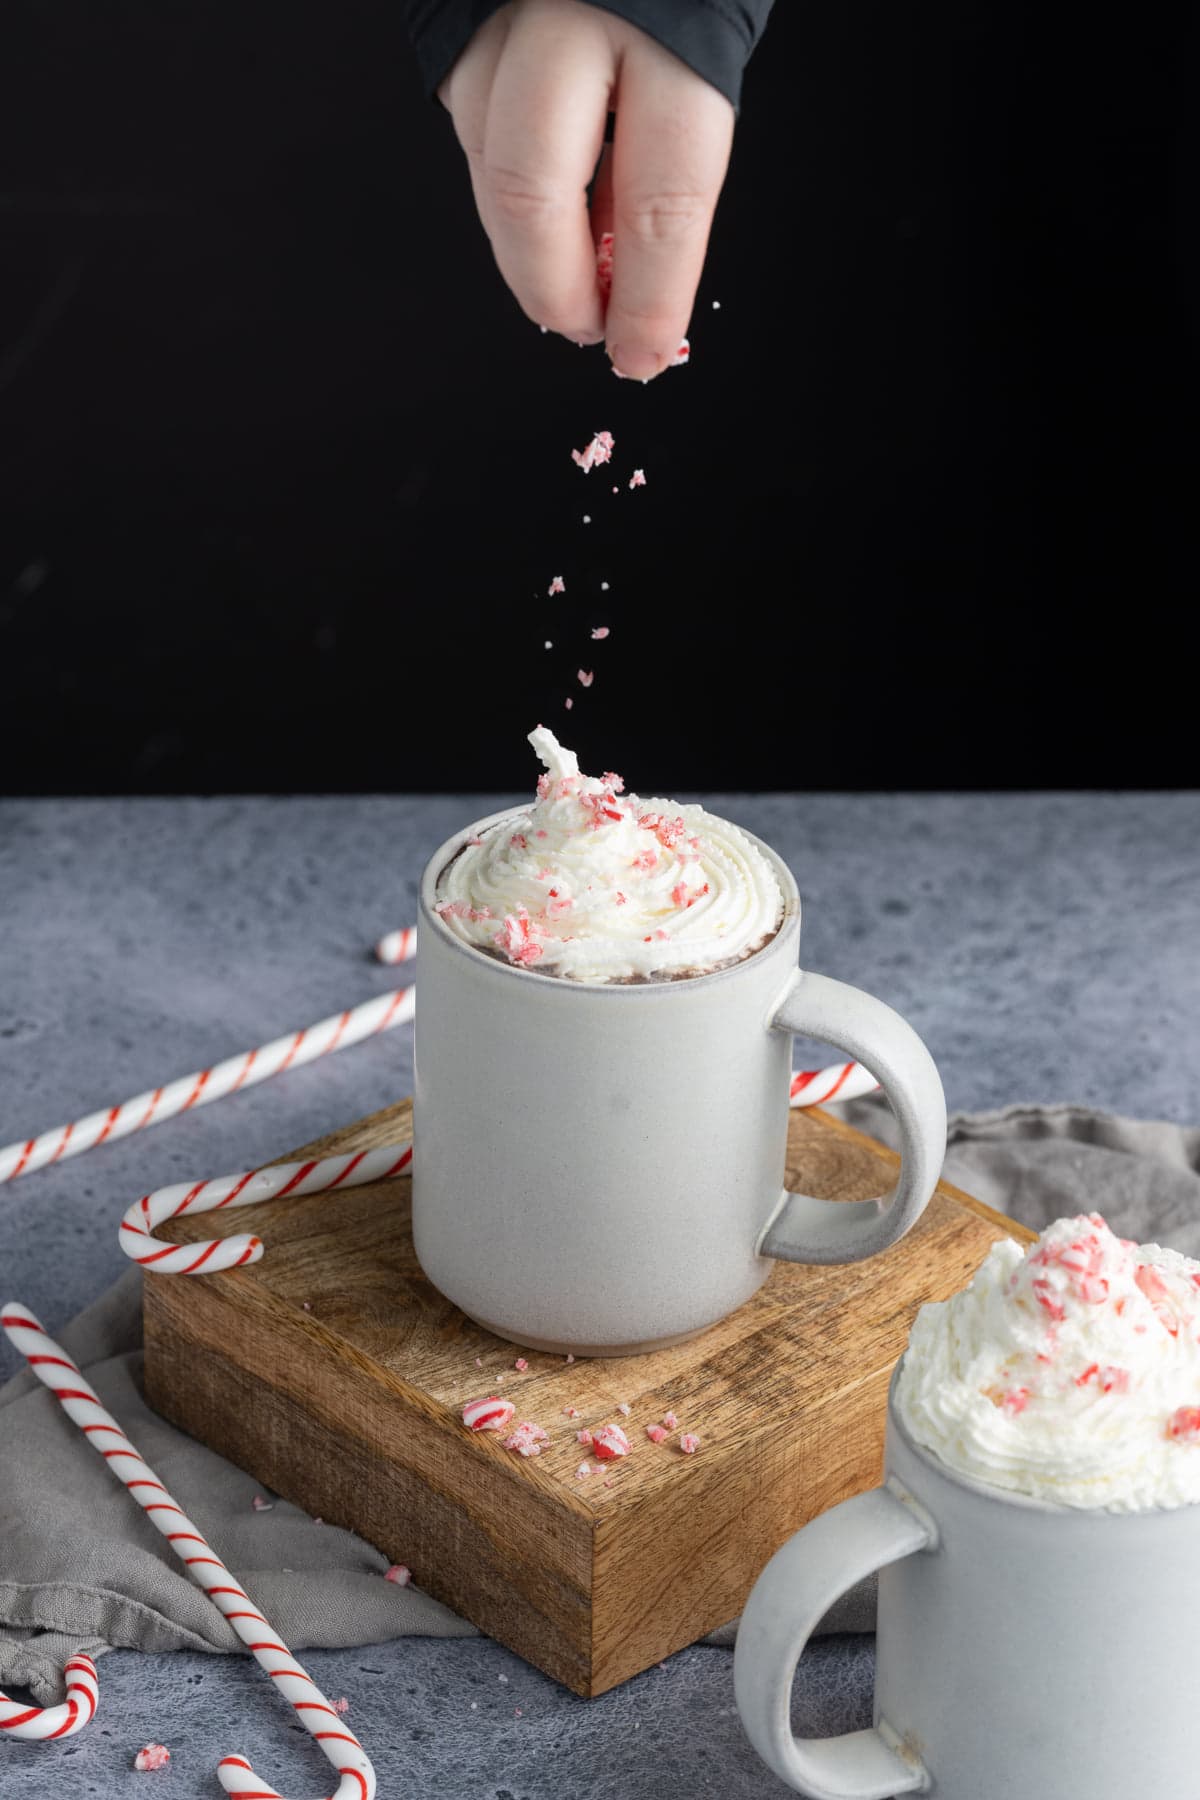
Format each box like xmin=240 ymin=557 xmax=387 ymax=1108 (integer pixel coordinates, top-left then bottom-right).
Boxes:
xmin=413 ymin=809 xmax=947 ymax=1356
xmin=735 ymin=1363 xmax=1199 ymax=1799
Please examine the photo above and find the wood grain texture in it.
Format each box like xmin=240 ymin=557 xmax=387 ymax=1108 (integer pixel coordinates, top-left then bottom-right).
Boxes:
xmin=143 ymin=1101 xmax=1030 ymax=1697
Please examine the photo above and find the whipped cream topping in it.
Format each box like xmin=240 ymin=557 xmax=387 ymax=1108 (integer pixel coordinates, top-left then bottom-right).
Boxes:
xmin=433 ymin=728 xmax=784 ymax=983
xmin=897 ymin=1213 xmax=1200 ymax=1511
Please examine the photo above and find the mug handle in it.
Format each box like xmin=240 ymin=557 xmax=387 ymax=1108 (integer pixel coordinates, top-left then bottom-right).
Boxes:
xmin=734 ymin=1483 xmax=936 ymax=1799
xmin=759 ymin=971 xmax=946 ymax=1264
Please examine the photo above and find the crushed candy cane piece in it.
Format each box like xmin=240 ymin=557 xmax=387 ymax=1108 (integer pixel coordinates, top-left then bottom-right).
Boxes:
xmin=645 ymin=1424 xmax=669 ymax=1443
xmin=670 ymin=338 xmax=690 ymax=366
xmin=563 ymin=1405 xmax=580 ymax=1417
xmin=617 ymin=1402 xmax=631 ymax=1416
xmin=591 ymin=1422 xmax=631 ymax=1461
xmin=575 ymin=1462 xmax=592 ymax=1479
xmin=576 ymin=1428 xmax=593 ymax=1446
xmin=679 ymin=1433 xmax=701 ymax=1455
xmin=504 ymin=1420 xmax=550 ymax=1457
xmin=251 ymin=1494 xmax=273 ymax=1511
xmin=566 ymin=1352 xmax=575 ymax=1363
xmin=333 ymin=1697 xmax=350 ymax=1714
xmin=577 ymin=669 xmax=594 ymax=688
xmin=661 ymin=1411 xmax=678 ymax=1431
xmin=134 ymin=1745 xmax=171 ymax=1772
xmin=564 ymin=697 xmax=573 ymax=710
xmin=515 ymin=1357 xmax=528 ymax=1371
xmin=495 ymin=909 xmax=545 ymax=967
xmin=385 ymin=1563 xmax=412 ymax=1585
xmin=548 ymin=575 xmax=565 ymax=596
xmin=628 ymin=469 xmax=646 ymax=489
xmin=462 ymin=1395 xmax=516 ymax=1432
xmin=591 ymin=626 xmax=609 ymax=639
xmin=572 ymin=429 xmax=615 ymax=473
xmin=1168 ymin=1406 xmax=1200 ymax=1442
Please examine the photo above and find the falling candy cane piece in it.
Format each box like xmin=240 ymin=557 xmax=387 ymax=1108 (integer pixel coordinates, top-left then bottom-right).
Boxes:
xmin=0 ymin=1654 xmax=97 ymax=1742
xmin=118 ymin=1143 xmax=413 ymax=1277
xmin=0 ymin=1305 xmax=376 ymax=1800
xmin=134 ymin=1744 xmax=171 ymax=1771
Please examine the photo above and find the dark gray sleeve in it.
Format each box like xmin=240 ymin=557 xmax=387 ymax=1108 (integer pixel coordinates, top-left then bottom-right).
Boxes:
xmin=402 ymin=0 xmax=775 ymax=109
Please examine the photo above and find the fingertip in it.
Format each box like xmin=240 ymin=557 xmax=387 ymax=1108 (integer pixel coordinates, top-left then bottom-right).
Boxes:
xmin=606 ymin=341 xmax=673 ymax=381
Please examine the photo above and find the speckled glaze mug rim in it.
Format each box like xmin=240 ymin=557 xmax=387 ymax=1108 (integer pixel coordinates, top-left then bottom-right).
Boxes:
xmin=419 ymin=803 xmax=802 ymax=998
xmin=888 ymin=1358 xmax=1200 ymax=1523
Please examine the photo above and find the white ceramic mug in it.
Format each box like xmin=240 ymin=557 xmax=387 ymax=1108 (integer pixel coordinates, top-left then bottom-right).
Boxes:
xmin=412 ymin=808 xmax=947 ymax=1355
xmin=735 ymin=1364 xmax=1199 ymax=1799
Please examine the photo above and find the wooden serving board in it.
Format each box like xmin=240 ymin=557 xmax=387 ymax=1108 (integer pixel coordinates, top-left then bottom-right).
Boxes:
xmin=143 ymin=1102 xmax=1028 ymax=1698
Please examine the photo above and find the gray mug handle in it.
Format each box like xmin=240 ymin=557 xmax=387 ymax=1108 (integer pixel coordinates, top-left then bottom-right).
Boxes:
xmin=758 ymin=970 xmax=946 ymax=1264
xmin=734 ymin=1483 xmax=936 ymax=1799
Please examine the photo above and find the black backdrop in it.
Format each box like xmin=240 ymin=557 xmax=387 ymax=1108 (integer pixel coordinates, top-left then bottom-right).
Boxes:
xmin=2 ymin=2 xmax=1196 ymax=796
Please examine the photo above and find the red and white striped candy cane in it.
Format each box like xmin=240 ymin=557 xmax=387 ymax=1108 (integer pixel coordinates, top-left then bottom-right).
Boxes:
xmin=0 ymin=1304 xmax=376 ymax=1800
xmin=0 ymin=916 xmax=873 ymax=1196
xmin=373 ymin=926 xmax=417 ymax=966
xmin=119 ymin=1143 xmax=413 ymax=1276
xmin=790 ymin=1062 xmax=878 ymax=1106
xmin=1 ymin=1655 xmax=98 ymax=1742
xmin=0 ymin=984 xmax=415 ymax=1186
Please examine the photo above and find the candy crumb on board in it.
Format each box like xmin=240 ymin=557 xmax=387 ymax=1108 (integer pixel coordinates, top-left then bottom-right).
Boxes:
xmin=591 ymin=1422 xmax=631 ymax=1461
xmin=251 ymin=1494 xmax=272 ymax=1511
xmin=134 ymin=1745 xmax=171 ymax=1772
xmin=503 ymin=1421 xmax=550 ymax=1458
xmin=575 ymin=1462 xmax=592 ymax=1479
xmin=617 ymin=1402 xmax=631 ymax=1416
xmin=462 ymin=1396 xmax=516 ymax=1432
xmin=576 ymin=1428 xmax=593 ymax=1446
xmin=661 ymin=1411 xmax=678 ymax=1431
xmin=679 ymin=1433 xmax=701 ymax=1455
xmin=645 ymin=1424 xmax=669 ymax=1443
xmin=514 ymin=1357 xmax=528 ymax=1371
xmin=566 ymin=1353 xmax=575 ymax=1363
xmin=385 ymin=1563 xmax=412 ymax=1585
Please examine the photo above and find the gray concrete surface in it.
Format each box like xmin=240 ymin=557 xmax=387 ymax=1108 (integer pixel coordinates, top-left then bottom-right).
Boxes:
xmin=2 ymin=791 xmax=1198 ymax=1797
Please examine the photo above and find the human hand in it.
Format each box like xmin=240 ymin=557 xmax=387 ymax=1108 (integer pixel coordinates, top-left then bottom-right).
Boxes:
xmin=438 ymin=0 xmax=734 ymax=380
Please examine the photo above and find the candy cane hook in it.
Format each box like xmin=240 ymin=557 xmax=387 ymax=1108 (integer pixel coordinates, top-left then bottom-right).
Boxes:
xmin=119 ymin=1143 xmax=413 ymax=1275
xmin=1 ymin=1305 xmax=376 ymax=1800
xmin=0 ymin=1655 xmax=98 ymax=1742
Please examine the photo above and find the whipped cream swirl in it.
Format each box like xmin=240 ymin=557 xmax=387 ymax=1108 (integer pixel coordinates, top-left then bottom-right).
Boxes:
xmin=433 ymin=728 xmax=784 ymax=983
xmin=897 ymin=1213 xmax=1200 ymax=1511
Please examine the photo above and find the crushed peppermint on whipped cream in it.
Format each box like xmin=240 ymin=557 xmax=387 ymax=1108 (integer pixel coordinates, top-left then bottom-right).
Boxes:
xmin=897 ymin=1213 xmax=1200 ymax=1511
xmin=433 ymin=728 xmax=784 ymax=984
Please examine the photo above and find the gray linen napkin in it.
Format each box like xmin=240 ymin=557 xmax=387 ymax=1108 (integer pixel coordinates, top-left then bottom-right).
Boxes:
xmin=4 ymin=1099 xmax=1199 ymax=1701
